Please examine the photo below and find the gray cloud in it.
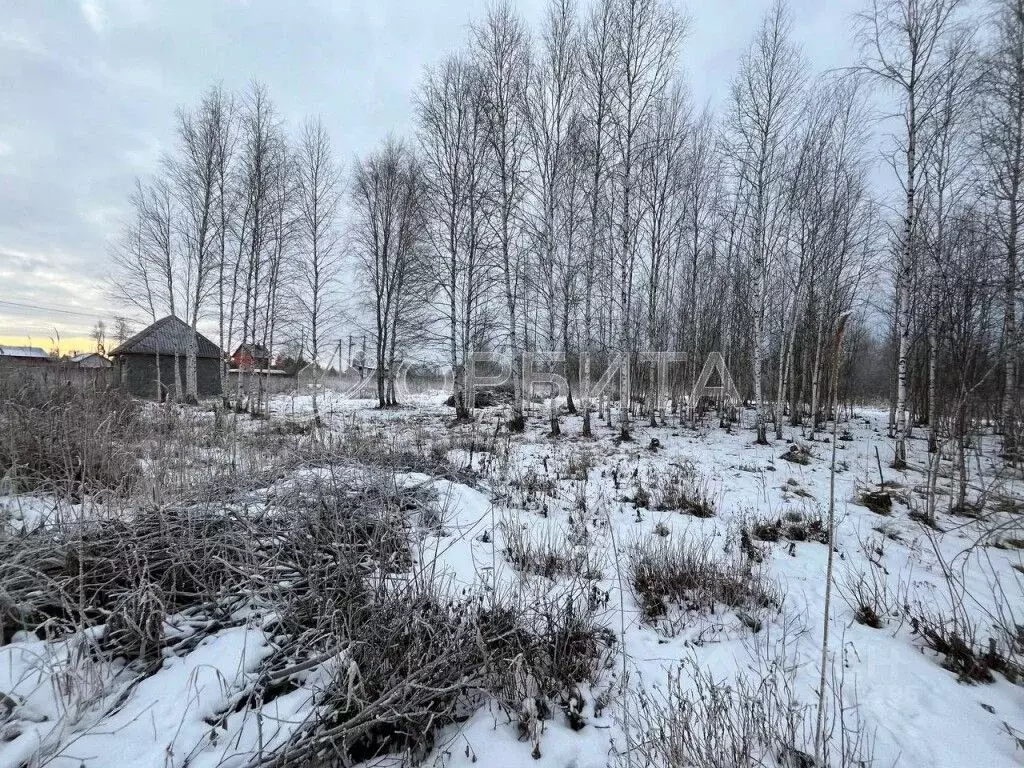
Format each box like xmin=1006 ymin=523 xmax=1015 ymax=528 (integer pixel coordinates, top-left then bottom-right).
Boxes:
xmin=0 ymin=0 xmax=865 ymax=341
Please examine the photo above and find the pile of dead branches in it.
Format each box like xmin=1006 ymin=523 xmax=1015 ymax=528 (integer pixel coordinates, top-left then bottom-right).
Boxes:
xmin=1 ymin=468 xmax=613 ymax=765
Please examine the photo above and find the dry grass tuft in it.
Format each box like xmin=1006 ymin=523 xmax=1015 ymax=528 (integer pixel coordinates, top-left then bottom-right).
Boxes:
xmin=500 ymin=516 xmax=605 ymax=581
xmin=0 ymin=377 xmax=142 ymax=498
xmin=628 ymin=534 xmax=781 ymax=635
xmin=625 ymin=657 xmax=874 ymax=768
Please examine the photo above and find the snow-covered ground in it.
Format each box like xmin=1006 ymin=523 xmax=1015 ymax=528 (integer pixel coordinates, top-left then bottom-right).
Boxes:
xmin=2 ymin=392 xmax=1023 ymax=767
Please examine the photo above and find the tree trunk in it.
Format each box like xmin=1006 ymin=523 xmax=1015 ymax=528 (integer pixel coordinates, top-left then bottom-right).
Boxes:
xmin=894 ymin=96 xmax=916 ymax=469
xmin=956 ymin=398 xmax=968 ymax=512
xmin=927 ymin=320 xmax=938 ymax=453
xmin=1003 ymin=200 xmax=1019 ymax=460
xmin=752 ymin=265 xmax=767 ymax=445
xmin=504 ymin=257 xmax=525 ymax=433
xmin=775 ymin=302 xmax=797 ymax=441
xmin=170 ymin=351 xmax=180 ymax=402
xmin=155 ymin=351 xmax=162 ymax=401
xmin=185 ymin=315 xmax=199 ymax=404
xmin=809 ymin=311 xmax=825 ymax=441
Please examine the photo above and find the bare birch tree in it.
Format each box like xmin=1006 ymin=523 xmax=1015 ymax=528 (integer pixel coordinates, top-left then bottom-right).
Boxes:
xmin=639 ymin=81 xmax=689 ymax=426
xmin=728 ymin=0 xmax=804 ymax=444
xmin=294 ymin=116 xmax=343 ymax=423
xmin=169 ymin=85 xmax=231 ymax=402
xmin=609 ymin=0 xmax=683 ymax=439
xmin=111 ymin=196 xmax=161 ymax=324
xmin=417 ymin=55 xmax=493 ymax=420
xmin=919 ymin=31 xmax=977 ymax=452
xmin=233 ymin=82 xmax=285 ymax=413
xmin=351 ymin=139 xmax=427 ymax=409
xmin=524 ymin=0 xmax=580 ymax=435
xmin=858 ymin=0 xmax=967 ymax=467
xmin=982 ymin=0 xmax=1024 ymax=461
xmin=473 ymin=2 xmax=532 ymax=431
xmin=681 ymin=108 xmax=722 ymax=414
xmin=255 ymin=142 xmax=296 ymax=416
xmin=579 ymin=0 xmax=618 ymax=436
xmin=212 ymin=89 xmax=238 ymax=403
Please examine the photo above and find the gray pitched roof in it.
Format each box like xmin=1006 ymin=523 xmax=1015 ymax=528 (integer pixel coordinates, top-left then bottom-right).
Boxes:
xmin=233 ymin=343 xmax=271 ymax=358
xmin=109 ymin=316 xmax=222 ymax=359
xmin=70 ymin=352 xmax=111 ymax=366
xmin=0 ymin=345 xmax=49 ymax=359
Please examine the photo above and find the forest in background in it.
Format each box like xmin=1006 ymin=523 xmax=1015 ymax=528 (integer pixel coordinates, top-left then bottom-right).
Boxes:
xmin=112 ymin=0 xmax=1024 ymax=468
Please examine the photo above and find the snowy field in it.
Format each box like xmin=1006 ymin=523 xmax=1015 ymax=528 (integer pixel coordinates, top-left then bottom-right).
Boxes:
xmin=1 ymin=393 xmax=1023 ymax=767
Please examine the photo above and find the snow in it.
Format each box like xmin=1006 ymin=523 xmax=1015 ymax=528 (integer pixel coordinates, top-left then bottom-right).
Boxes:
xmin=408 ymin=400 xmax=1024 ymax=767
xmin=2 ymin=394 xmax=1023 ymax=767
xmin=0 ymin=626 xmax=276 ymax=768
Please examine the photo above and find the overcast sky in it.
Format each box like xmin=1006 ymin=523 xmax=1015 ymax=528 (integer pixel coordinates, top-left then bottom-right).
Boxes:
xmin=0 ymin=0 xmax=865 ymax=349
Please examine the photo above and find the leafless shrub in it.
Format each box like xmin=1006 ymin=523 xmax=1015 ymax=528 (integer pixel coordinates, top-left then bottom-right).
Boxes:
xmin=569 ymin=479 xmax=589 ymax=513
xmin=0 ymin=468 xmax=429 ymax=643
xmin=0 ymin=451 xmax=614 ymax=766
xmin=276 ymin=470 xmax=430 ymax=567
xmin=911 ymin=602 xmax=1023 ymax=685
xmin=782 ymin=477 xmax=815 ymax=499
xmin=0 ymin=505 xmax=254 ymax=645
xmin=632 ymin=479 xmax=651 ymax=509
xmin=101 ymin=580 xmax=167 ymax=668
xmin=302 ymin=420 xmax=476 ymax=483
xmin=562 ymin=448 xmax=595 ymax=482
xmin=258 ymin=581 xmax=487 ymax=765
xmin=906 ymin=523 xmax=1024 ymax=686
xmin=498 ymin=465 xmax=559 ymax=511
xmin=485 ymin=578 xmax=615 ymax=752
xmin=837 ymin=565 xmax=909 ymax=630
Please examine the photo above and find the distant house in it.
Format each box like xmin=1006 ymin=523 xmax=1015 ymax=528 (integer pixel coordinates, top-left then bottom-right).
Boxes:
xmin=0 ymin=346 xmax=52 ymax=385
xmin=231 ymin=343 xmax=271 ymax=371
xmin=0 ymin=345 xmax=50 ymax=362
xmin=69 ymin=352 xmax=111 ymax=368
xmin=109 ymin=316 xmax=222 ymax=400
xmin=0 ymin=346 xmax=52 ymax=380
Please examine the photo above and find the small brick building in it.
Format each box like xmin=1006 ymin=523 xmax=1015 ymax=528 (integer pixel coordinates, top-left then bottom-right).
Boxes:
xmin=231 ymin=343 xmax=271 ymax=371
xmin=110 ymin=316 xmax=222 ymax=400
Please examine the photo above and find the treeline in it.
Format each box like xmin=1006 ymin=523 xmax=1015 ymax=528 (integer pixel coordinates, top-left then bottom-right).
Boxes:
xmin=114 ymin=0 xmax=1024 ymax=463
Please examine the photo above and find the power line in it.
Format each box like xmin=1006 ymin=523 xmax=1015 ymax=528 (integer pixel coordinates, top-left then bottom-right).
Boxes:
xmin=0 ymin=298 xmax=120 ymax=320
xmin=0 ymin=300 xmax=147 ymax=333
